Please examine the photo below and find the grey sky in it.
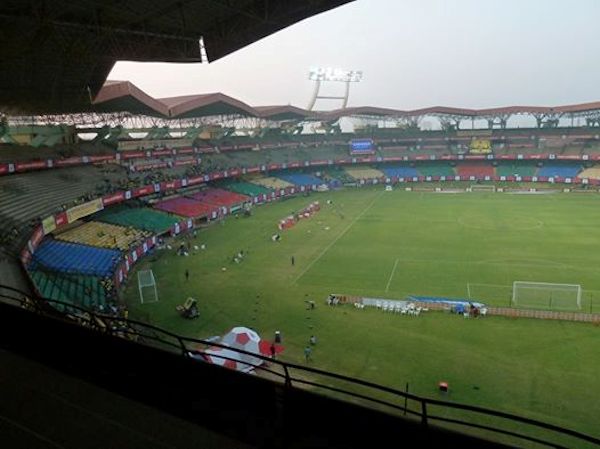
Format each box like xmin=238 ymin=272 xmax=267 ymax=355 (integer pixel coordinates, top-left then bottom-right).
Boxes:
xmin=109 ymin=0 xmax=600 ymax=111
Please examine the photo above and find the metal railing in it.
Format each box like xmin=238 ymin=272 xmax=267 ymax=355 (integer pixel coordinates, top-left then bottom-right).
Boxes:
xmin=1 ymin=284 xmax=598 ymax=449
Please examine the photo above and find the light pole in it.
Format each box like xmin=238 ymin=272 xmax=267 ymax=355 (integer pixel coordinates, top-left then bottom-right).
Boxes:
xmin=307 ymin=67 xmax=363 ymax=111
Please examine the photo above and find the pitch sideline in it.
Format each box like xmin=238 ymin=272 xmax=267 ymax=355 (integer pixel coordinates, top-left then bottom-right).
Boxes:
xmin=293 ymin=191 xmax=383 ymax=285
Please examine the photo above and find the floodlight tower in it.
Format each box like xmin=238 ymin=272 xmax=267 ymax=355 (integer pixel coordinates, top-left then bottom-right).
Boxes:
xmin=307 ymin=67 xmax=363 ymax=110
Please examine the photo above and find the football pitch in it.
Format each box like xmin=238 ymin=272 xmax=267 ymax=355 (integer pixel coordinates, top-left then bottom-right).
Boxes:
xmin=125 ymin=187 xmax=600 ymax=438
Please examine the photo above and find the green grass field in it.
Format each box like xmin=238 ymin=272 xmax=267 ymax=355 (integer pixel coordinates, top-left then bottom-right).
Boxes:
xmin=124 ymin=188 xmax=600 ymax=440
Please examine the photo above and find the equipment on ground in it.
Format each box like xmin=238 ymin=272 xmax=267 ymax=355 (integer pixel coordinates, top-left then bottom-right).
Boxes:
xmin=176 ymin=297 xmax=199 ymax=319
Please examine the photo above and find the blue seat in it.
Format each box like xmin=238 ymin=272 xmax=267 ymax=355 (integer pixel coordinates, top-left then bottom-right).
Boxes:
xmin=29 ymin=239 xmax=121 ymax=277
xmin=537 ymin=164 xmax=581 ymax=178
xmin=277 ymin=173 xmax=324 ymax=186
xmin=381 ymin=166 xmax=419 ymax=178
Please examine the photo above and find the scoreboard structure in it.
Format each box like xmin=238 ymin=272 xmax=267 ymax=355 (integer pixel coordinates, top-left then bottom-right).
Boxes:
xmin=349 ymin=139 xmax=375 ymax=155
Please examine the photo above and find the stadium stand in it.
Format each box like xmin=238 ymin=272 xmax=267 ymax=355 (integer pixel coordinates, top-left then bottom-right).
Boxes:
xmin=0 ymin=165 xmax=126 ymax=222
xmin=456 ymin=163 xmax=495 ymax=178
xmin=251 ymin=176 xmax=293 ymax=189
xmin=187 ymin=188 xmax=249 ymax=208
xmin=537 ymin=164 xmax=582 ymax=178
xmin=55 ymin=221 xmax=150 ymax=251
xmin=0 ymin=142 xmax=116 ymax=163
xmin=322 ymin=167 xmax=355 ymax=184
xmin=154 ymin=197 xmax=216 ymax=218
xmin=29 ymin=239 xmax=121 ymax=277
xmin=275 ymin=172 xmax=324 ymax=186
xmin=94 ymin=205 xmax=182 ymax=234
xmin=218 ymin=179 xmax=273 ymax=196
xmin=344 ymin=166 xmax=385 ymax=180
xmin=415 ymin=162 xmax=455 ymax=177
xmin=578 ymin=165 xmax=600 ymax=179
xmin=379 ymin=165 xmax=420 ymax=178
xmin=495 ymin=162 xmax=537 ymax=177
xmin=28 ymin=270 xmax=108 ymax=310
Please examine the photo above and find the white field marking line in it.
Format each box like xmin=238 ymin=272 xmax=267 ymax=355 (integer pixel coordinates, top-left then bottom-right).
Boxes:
xmin=385 ymin=258 xmax=400 ymax=293
xmin=456 ymin=216 xmax=544 ymax=231
xmin=390 ymin=256 xmax=582 ymax=270
xmin=293 ymin=192 xmax=382 ymax=284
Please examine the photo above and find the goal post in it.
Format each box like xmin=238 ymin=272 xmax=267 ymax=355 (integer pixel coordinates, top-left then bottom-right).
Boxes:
xmin=469 ymin=185 xmax=496 ymax=192
xmin=512 ymin=281 xmax=581 ymax=311
xmin=138 ymin=269 xmax=158 ymax=304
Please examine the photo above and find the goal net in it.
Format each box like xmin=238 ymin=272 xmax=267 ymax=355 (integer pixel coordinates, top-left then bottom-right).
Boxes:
xmin=469 ymin=185 xmax=496 ymax=192
xmin=512 ymin=281 xmax=581 ymax=311
xmin=138 ymin=270 xmax=158 ymax=304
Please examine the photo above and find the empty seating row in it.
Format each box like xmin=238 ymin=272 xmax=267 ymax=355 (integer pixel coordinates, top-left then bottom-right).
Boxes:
xmin=29 ymin=269 xmax=108 ymax=310
xmin=412 ymin=162 xmax=455 ymax=177
xmin=275 ymin=173 xmax=324 ymax=186
xmin=578 ymin=166 xmax=600 ymax=180
xmin=55 ymin=221 xmax=150 ymax=251
xmin=29 ymin=239 xmax=121 ymax=277
xmin=379 ymin=165 xmax=420 ymax=178
xmin=0 ymin=165 xmax=126 ymax=222
xmin=154 ymin=197 xmax=216 ymax=218
xmin=94 ymin=206 xmax=182 ymax=234
xmin=537 ymin=164 xmax=582 ymax=178
xmin=251 ymin=176 xmax=293 ymax=189
xmin=187 ymin=188 xmax=249 ymax=207
xmin=495 ymin=163 xmax=537 ymax=177
xmin=456 ymin=163 xmax=495 ymax=178
xmin=344 ymin=166 xmax=385 ymax=180
xmin=218 ymin=179 xmax=273 ymax=196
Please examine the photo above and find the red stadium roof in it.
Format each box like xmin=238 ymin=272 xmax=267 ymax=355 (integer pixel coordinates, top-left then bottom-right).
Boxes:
xmin=254 ymin=105 xmax=315 ymax=120
xmin=91 ymin=80 xmax=600 ymax=121
xmin=160 ymin=93 xmax=257 ymax=118
xmin=93 ymin=81 xmax=170 ymax=117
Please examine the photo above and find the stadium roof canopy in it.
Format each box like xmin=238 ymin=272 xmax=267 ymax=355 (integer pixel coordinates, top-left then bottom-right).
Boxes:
xmin=253 ymin=105 xmax=315 ymax=121
xmin=315 ymin=103 xmax=600 ymax=121
xmin=0 ymin=0 xmax=354 ymax=115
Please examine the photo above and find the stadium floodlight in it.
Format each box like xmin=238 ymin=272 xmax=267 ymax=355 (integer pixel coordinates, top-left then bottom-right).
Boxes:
xmin=308 ymin=67 xmax=363 ymax=83
xmin=307 ymin=66 xmax=363 ymax=110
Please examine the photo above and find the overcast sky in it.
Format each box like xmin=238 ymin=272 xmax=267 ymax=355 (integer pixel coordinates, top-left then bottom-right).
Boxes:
xmin=109 ymin=0 xmax=600 ymax=111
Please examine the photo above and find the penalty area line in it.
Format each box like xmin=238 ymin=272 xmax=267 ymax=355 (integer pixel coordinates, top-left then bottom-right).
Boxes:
xmin=293 ymin=192 xmax=382 ymax=285
xmin=385 ymin=258 xmax=399 ymax=293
